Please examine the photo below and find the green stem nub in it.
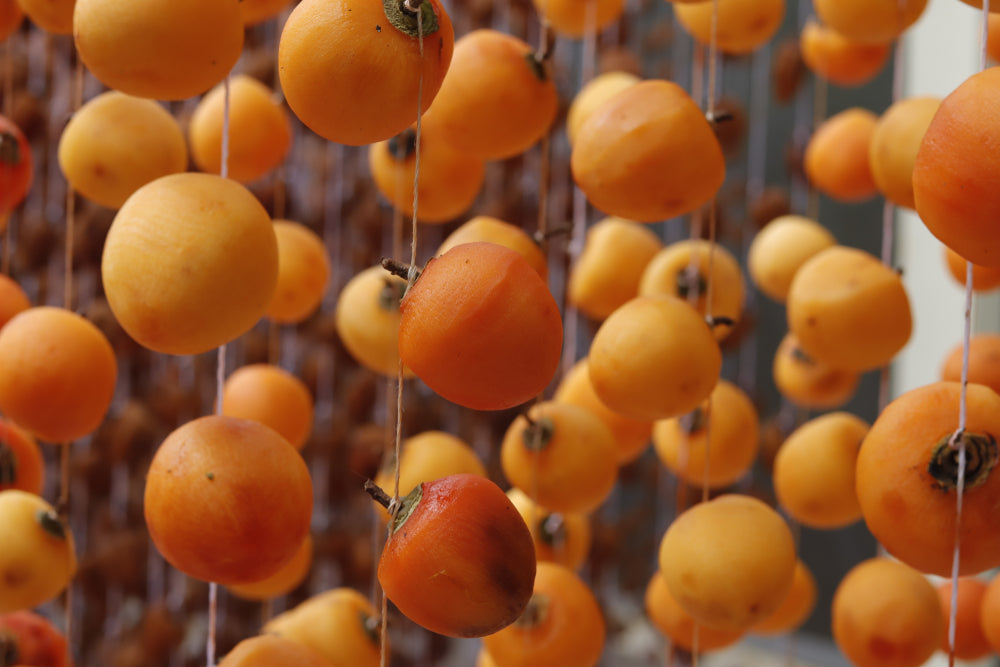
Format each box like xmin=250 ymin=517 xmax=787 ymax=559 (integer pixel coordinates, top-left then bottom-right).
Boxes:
xmin=522 ymin=416 xmax=556 ymax=452
xmin=928 ymin=432 xmax=999 ymax=492
xmin=0 ymin=442 xmax=16 ymax=486
xmin=37 ymin=509 xmax=68 ymax=540
xmin=383 ymin=0 xmax=440 ymax=38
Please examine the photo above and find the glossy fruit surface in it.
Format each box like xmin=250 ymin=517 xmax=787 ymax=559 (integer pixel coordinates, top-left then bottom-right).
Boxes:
xmin=398 ymin=242 xmax=563 ymax=411
xmin=144 ymin=415 xmax=313 ymax=585
xmin=377 ymin=473 xmax=536 ymax=638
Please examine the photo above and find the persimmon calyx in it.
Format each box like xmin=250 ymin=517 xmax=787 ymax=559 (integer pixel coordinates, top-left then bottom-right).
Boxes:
xmin=928 ymin=432 xmax=998 ymax=492
xmin=513 ymin=592 xmax=550 ymax=629
xmin=0 ymin=442 xmax=16 ymax=485
xmin=36 ymin=508 xmax=68 ymax=540
xmin=678 ymin=407 xmax=706 ymax=435
xmin=538 ymin=513 xmax=567 ymax=548
xmin=388 ymin=128 xmax=418 ymax=161
xmin=0 ymin=132 xmax=20 ymax=166
xmin=364 ymin=478 xmax=422 ymax=532
xmin=384 ymin=0 xmax=441 ymax=38
xmin=0 ymin=632 xmax=19 ymax=667
xmin=676 ymin=267 xmax=708 ymax=300
xmin=521 ymin=414 xmax=556 ymax=451
xmin=380 ymin=257 xmax=422 ymax=286
xmin=360 ymin=610 xmax=382 ymax=645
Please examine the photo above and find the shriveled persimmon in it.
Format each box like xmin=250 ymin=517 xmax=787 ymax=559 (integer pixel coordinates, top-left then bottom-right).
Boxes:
xmin=279 ymin=0 xmax=453 ymax=146
xmin=588 ymin=295 xmax=721 ymax=421
xmin=869 ymin=96 xmax=941 ymax=210
xmin=144 ymin=415 xmax=313 ymax=585
xmin=572 ymin=79 xmax=725 ymax=223
xmin=374 ymin=473 xmax=536 ymax=638
xmin=396 ymin=242 xmax=563 ymax=411
xmin=856 ymin=381 xmax=1000 ymax=576
xmin=936 ymin=578 xmax=991 ymax=661
xmin=832 ymin=558 xmax=943 ymax=667
xmin=481 ymin=562 xmax=605 ymax=667
xmin=221 ymin=364 xmax=314 ymax=451
xmin=645 ymin=570 xmax=744 ymax=652
xmin=804 ymin=107 xmax=879 ymax=202
xmin=748 ymin=215 xmax=835 ymax=304
xmin=673 ymin=0 xmax=785 ymax=55
xmin=0 ymin=419 xmax=43 ymax=494
xmin=941 ymin=333 xmax=1000 ymax=395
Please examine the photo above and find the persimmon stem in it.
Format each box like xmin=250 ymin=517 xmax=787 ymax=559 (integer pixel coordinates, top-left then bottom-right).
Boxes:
xmin=533 ymin=224 xmax=572 ymax=245
xmin=706 ymin=315 xmax=735 ymax=329
xmin=705 ymin=109 xmax=733 ymax=125
xmin=380 ymin=257 xmax=420 ymax=282
xmin=364 ymin=479 xmax=393 ymax=510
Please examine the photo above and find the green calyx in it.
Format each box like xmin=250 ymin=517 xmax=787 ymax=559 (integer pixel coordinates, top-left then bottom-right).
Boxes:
xmin=383 ymin=0 xmax=440 ymax=39
xmin=390 ymin=484 xmax=423 ymax=533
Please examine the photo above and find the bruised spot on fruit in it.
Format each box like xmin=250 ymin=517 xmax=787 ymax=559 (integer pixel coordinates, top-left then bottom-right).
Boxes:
xmin=0 ymin=443 xmax=16 ymax=485
xmin=928 ymin=432 xmax=999 ymax=492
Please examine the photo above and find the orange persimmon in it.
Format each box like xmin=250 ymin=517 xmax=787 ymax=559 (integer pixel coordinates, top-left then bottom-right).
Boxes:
xmin=0 ymin=610 xmax=69 ymax=667
xmin=800 ymin=20 xmax=890 ymax=87
xmin=941 ymin=334 xmax=1000 ymax=395
xmin=335 ymin=265 xmax=413 ymax=378
xmin=0 ymin=115 xmax=32 ymax=216
xmin=645 ymin=570 xmax=744 ymax=652
xmin=747 ymin=214 xmax=836 ymax=304
xmin=437 ymin=216 xmax=547 ymax=280
xmin=267 ymin=220 xmax=331 ymax=325
xmin=804 ymin=107 xmax=879 ymax=202
xmin=221 ymin=364 xmax=314 ymax=451
xmin=869 ymin=96 xmax=941 ymax=210
xmin=0 ymin=274 xmax=29 ymax=330
xmin=813 ymin=0 xmax=927 ymax=44
xmin=507 ymin=489 xmax=592 ymax=571
xmin=673 ymin=0 xmax=785 ymax=55
xmin=531 ymin=0 xmax=625 ymax=38
xmin=937 ymin=578 xmax=991 ymax=661
xmin=217 ymin=634 xmax=332 ymax=667
xmin=227 ymin=534 xmax=313 ymax=601
xmin=565 ymin=71 xmax=640 ymax=146
xmin=752 ymin=559 xmax=818 ymax=635
xmin=0 ymin=418 xmax=43 ymax=494
xmin=943 ymin=246 xmax=1000 ymax=292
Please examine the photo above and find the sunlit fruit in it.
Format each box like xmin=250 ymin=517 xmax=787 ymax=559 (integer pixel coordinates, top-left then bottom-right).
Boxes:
xmin=102 ymin=173 xmax=279 ymax=355
xmin=397 ymin=242 xmax=563 ymax=411
xmin=0 ymin=306 xmax=116 ymax=443
xmin=57 ymin=91 xmax=188 ymax=209
xmin=279 ymin=0 xmax=454 ymax=145
xmin=659 ymin=494 xmax=796 ymax=631
xmin=804 ymin=107 xmax=879 ymax=202
xmin=572 ymin=79 xmax=725 ymax=223
xmin=856 ymin=381 xmax=1000 ymax=576
xmin=221 ymin=364 xmax=314 ymax=451
xmin=267 ymin=220 xmax=331 ymax=325
xmin=375 ymin=473 xmax=536 ymax=637
xmin=144 ymin=415 xmax=313 ymax=585
xmin=747 ymin=214 xmax=836 ymax=304
xmin=832 ymin=558 xmax=943 ymax=667
xmin=73 ymin=0 xmax=245 ymax=100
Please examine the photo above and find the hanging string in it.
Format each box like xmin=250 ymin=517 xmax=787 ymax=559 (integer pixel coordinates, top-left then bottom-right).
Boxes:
xmin=1 ymin=31 xmax=14 ymax=275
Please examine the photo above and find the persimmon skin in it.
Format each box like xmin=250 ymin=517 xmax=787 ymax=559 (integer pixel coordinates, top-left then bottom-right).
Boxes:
xmin=804 ymin=107 xmax=879 ymax=202
xmin=438 ymin=216 xmax=547 ymax=280
xmin=856 ymin=382 xmax=1000 ymax=576
xmin=144 ymin=415 xmax=313 ymax=585
xmin=941 ymin=333 xmax=1000 ymax=395
xmin=227 ymin=534 xmax=312 ymax=601
xmin=482 ymin=562 xmax=605 ymax=667
xmin=279 ymin=0 xmax=454 ymax=146
xmin=869 ymin=96 xmax=940 ymax=210
xmin=0 ymin=610 xmax=69 ymax=667
xmin=239 ymin=0 xmax=293 ymax=25
xmin=507 ymin=488 xmax=591 ymax=571
xmin=813 ymin=0 xmax=927 ymax=44
xmin=751 ymin=559 xmax=818 ymax=635
xmin=335 ymin=265 xmax=413 ymax=379
xmin=397 ymin=242 xmax=563 ymax=411
xmin=566 ymin=71 xmax=640 ymax=146
xmin=377 ymin=474 xmax=536 ymax=638
xmin=217 ymin=634 xmax=332 ymax=667
xmin=747 ymin=214 xmax=836 ymax=304
xmin=267 ymin=220 xmax=331 ymax=325
xmin=936 ymin=578 xmax=991 ymax=660
xmin=0 ymin=273 xmax=29 ymax=330
xmin=981 ymin=574 xmax=1000 ymax=654
xmin=673 ymin=0 xmax=785 ymax=55
xmin=571 ymin=80 xmax=725 ymax=223
xmin=263 ymin=587 xmax=383 ymax=667
xmin=0 ymin=418 xmax=43 ymax=494
xmin=221 ymin=364 xmax=314 ymax=451
xmin=943 ymin=246 xmax=1000 ymax=292
xmin=0 ymin=115 xmax=32 ymax=215
xmin=800 ymin=20 xmax=890 ymax=87
xmin=914 ymin=67 xmax=1000 ymax=266
xmin=0 ymin=306 xmax=117 ymax=443
xmin=0 ymin=1 xmax=23 ymax=43
xmin=531 ymin=0 xmax=625 ymax=38
xmin=773 ymin=332 xmax=860 ymax=410
xmin=832 ymin=558 xmax=943 ymax=667
xmin=420 ymin=29 xmax=557 ymax=160
xmin=645 ymin=570 xmax=744 ymax=652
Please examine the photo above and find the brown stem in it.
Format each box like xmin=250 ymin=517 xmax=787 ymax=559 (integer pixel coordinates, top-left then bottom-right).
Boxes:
xmin=364 ymin=479 xmax=392 ymax=509
xmin=928 ymin=432 xmax=998 ymax=491
xmin=380 ymin=257 xmax=419 ymax=281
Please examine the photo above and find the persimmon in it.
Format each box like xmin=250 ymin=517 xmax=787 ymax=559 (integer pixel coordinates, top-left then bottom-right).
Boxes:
xmin=420 ymin=29 xmax=557 ymax=160
xmin=956 ymin=0 xmax=1000 ymax=11
xmin=565 ymin=71 xmax=639 ymax=146
xmin=481 ymin=562 xmax=605 ymax=667
xmin=748 ymin=215 xmax=836 ymax=304
xmin=569 ymin=217 xmax=663 ymax=321
xmin=531 ymin=0 xmax=624 ymax=38
xmin=239 ymin=0 xmax=294 ymax=26
xmin=553 ymin=357 xmax=653 ymax=465
xmin=396 ymin=242 xmax=563 ymax=411
xmin=943 ymin=246 xmax=1000 ymax=292
xmin=0 ymin=611 xmax=69 ymax=667
xmin=832 ymin=558 xmax=943 ymax=667
xmin=0 ymin=1 xmax=22 ymax=42
xmin=639 ymin=239 xmax=745 ymax=341
xmin=659 ymin=494 xmax=796 ymax=631
xmin=800 ymin=20 xmax=890 ymax=87
xmin=73 ymin=0 xmax=245 ymax=100
xmin=941 ymin=333 xmax=1000 ymax=394
xmin=813 ymin=0 xmax=927 ymax=44
xmin=0 ymin=115 xmax=32 ymax=216
xmin=144 ymin=415 xmax=313 ymax=585
xmin=217 ymin=635 xmax=332 ymax=667
xmin=263 ymin=587 xmax=383 ymax=667
xmin=869 ymin=96 xmax=941 ymax=210
xmin=936 ymin=578 xmax=991 ymax=660
xmin=571 ymin=79 xmax=725 ymax=223
xmin=501 ymin=401 xmax=618 ymax=514
xmin=507 ymin=488 xmax=591 ymax=571
xmin=227 ymin=534 xmax=313 ymax=601
xmin=267 ymin=220 xmax=331 ymax=325
xmin=374 ymin=473 xmax=536 ymax=638
xmin=652 ymin=379 xmax=760 ymax=489
xmin=673 ymin=0 xmax=785 ymax=55
xmin=856 ymin=381 xmax=1000 ymax=576
xmin=772 ymin=332 xmax=860 ymax=410
xmin=0 ymin=274 xmax=29 ymax=329
xmin=279 ymin=0 xmax=454 ymax=146
xmin=787 ymin=245 xmax=912 ymax=372
xmin=991 ymin=14 xmax=1000 ymax=63
xmin=372 ymin=430 xmax=486 ymax=521
xmin=0 ymin=419 xmax=43 ymax=494
xmin=772 ymin=412 xmax=869 ymax=529
xmin=752 ymin=559 xmax=818 ymax=635
xmin=0 ymin=306 xmax=116 ymax=443
xmin=335 ymin=265 xmax=413 ymax=378
xmin=57 ymin=91 xmax=188 ymax=210
xmin=589 ymin=295 xmax=721 ymax=421
xmin=914 ymin=67 xmax=1000 ymax=266
xmin=15 ymin=0 xmax=72 ymax=34
xmin=804 ymin=107 xmax=879 ymax=202
xmin=221 ymin=364 xmax=314 ymax=451
xmin=981 ymin=574 xmax=1000 ymax=654
xmin=0 ymin=490 xmax=76 ymax=613
xmin=369 ymin=124 xmax=485 ymax=224
xmin=102 ymin=173 xmax=278 ymax=355
xmin=645 ymin=570 xmax=744 ymax=652
xmin=189 ymin=75 xmax=292 ymax=184
xmin=437 ymin=216 xmax=547 ymax=280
